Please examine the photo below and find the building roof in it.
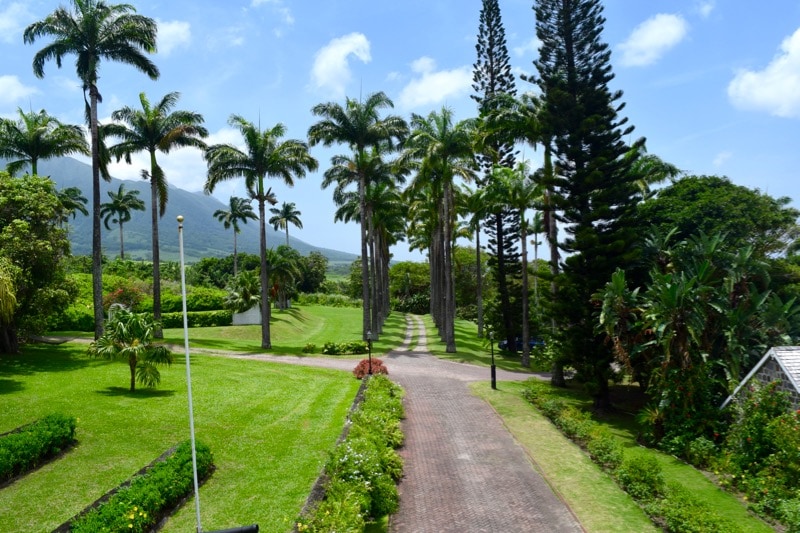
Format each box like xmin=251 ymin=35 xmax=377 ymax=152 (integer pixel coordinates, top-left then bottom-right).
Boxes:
xmin=721 ymin=346 xmax=800 ymax=409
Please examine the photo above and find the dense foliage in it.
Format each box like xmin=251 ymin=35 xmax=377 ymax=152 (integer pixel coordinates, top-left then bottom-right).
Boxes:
xmin=0 ymin=173 xmax=75 ymax=352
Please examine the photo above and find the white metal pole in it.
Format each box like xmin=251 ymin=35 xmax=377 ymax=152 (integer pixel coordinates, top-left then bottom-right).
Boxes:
xmin=178 ymin=215 xmax=203 ymax=532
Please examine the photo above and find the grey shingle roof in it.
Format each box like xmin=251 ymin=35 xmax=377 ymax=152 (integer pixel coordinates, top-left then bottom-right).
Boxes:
xmin=721 ymin=346 xmax=800 ymax=408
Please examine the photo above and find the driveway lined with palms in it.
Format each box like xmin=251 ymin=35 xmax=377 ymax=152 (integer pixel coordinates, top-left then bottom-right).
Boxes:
xmin=221 ymin=314 xmax=583 ymax=531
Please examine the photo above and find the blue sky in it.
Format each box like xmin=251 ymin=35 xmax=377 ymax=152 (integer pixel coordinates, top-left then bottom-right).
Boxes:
xmin=2 ymin=0 xmax=800 ymax=261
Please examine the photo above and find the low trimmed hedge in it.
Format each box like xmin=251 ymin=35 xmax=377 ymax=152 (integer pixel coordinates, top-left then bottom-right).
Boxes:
xmin=0 ymin=413 xmax=77 ymax=483
xmin=161 ymin=310 xmax=232 ymax=328
xmin=64 ymin=440 xmax=213 ymax=533
xmin=296 ymin=375 xmax=405 ymax=532
xmin=321 ymin=340 xmax=368 ymax=355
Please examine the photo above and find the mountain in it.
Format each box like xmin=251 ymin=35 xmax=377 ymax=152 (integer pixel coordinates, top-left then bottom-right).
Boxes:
xmin=30 ymin=157 xmax=358 ymax=264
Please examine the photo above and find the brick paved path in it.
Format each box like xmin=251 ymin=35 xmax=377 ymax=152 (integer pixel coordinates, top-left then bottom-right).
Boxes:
xmin=385 ymin=315 xmax=583 ymax=533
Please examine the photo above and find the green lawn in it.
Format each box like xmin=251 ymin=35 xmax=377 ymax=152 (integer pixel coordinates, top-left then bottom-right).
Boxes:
xmin=0 ymin=342 xmax=360 ymax=532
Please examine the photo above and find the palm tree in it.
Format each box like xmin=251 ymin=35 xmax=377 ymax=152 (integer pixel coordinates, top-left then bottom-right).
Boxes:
xmin=88 ymin=308 xmax=172 ymax=392
xmin=106 ymin=92 xmax=208 ymax=337
xmin=56 ymin=186 xmax=89 ymax=229
xmin=0 ymin=108 xmax=89 ymax=176
xmin=205 ymin=116 xmax=317 ymax=350
xmin=269 ymin=201 xmax=302 ymax=247
xmin=99 ymin=183 xmax=145 ymax=259
xmin=267 ymin=245 xmax=302 ymax=310
xmin=402 ymin=107 xmax=477 ymax=353
xmin=458 ymin=184 xmax=489 ymax=338
xmin=308 ymin=91 xmax=408 ymax=340
xmin=25 ymin=0 xmax=158 ymax=339
xmin=214 ymin=196 xmax=258 ymax=276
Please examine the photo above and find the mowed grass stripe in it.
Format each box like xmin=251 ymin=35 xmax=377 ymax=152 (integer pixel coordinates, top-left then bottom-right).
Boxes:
xmin=0 ymin=342 xmax=359 ymax=532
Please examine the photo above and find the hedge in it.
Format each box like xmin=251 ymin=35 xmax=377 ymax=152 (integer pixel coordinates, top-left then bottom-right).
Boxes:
xmin=161 ymin=310 xmax=232 ymax=328
xmin=0 ymin=413 xmax=77 ymax=483
xmin=62 ymin=440 xmax=214 ymax=533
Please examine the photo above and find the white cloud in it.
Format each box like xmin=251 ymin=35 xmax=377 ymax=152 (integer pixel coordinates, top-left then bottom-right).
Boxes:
xmin=713 ymin=150 xmax=732 ymax=167
xmin=618 ymin=14 xmax=689 ymax=67
xmin=0 ymin=75 xmax=39 ymax=105
xmin=0 ymin=2 xmax=32 ymax=44
xmin=398 ymin=57 xmax=471 ymax=110
xmin=310 ymin=33 xmax=371 ymax=98
xmin=728 ymin=27 xmax=800 ymax=118
xmin=157 ymin=19 xmax=191 ymax=56
xmin=514 ymin=37 xmax=541 ymax=58
xmin=696 ymin=1 xmax=715 ymax=19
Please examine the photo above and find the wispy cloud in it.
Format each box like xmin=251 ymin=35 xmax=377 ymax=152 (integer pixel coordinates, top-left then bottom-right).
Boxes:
xmin=513 ymin=37 xmax=541 ymax=58
xmin=618 ymin=13 xmax=689 ymax=67
xmin=397 ymin=57 xmax=471 ymax=110
xmin=713 ymin=150 xmax=732 ymax=167
xmin=0 ymin=75 xmax=39 ymax=105
xmin=0 ymin=2 xmax=32 ymax=44
xmin=157 ymin=19 xmax=191 ymax=56
xmin=728 ymin=27 xmax=800 ymax=118
xmin=696 ymin=1 xmax=715 ymax=19
xmin=310 ymin=33 xmax=371 ymax=98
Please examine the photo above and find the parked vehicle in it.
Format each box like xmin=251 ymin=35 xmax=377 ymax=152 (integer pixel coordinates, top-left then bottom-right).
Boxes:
xmin=498 ymin=336 xmax=545 ymax=351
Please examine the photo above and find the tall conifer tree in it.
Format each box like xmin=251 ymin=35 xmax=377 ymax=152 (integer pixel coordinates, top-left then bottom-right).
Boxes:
xmin=472 ymin=0 xmax=522 ymax=349
xmin=533 ymin=0 xmax=643 ymax=408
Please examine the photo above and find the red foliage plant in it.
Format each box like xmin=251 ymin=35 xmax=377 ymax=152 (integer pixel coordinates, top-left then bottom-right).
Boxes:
xmin=353 ymin=358 xmax=388 ymax=379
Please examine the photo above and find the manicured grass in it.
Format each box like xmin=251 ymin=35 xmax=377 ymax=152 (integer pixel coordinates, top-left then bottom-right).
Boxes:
xmin=472 ymin=381 xmax=656 ymax=532
xmin=0 ymin=342 xmax=360 ymax=532
xmin=156 ymin=305 xmax=409 ymax=358
xmin=419 ymin=314 xmax=541 ymax=373
xmin=496 ymin=380 xmax=775 ymax=533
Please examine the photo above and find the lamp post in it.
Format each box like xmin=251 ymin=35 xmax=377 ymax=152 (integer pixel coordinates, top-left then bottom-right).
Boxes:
xmin=367 ymin=330 xmax=373 ymax=375
xmin=490 ymin=331 xmax=496 ymax=390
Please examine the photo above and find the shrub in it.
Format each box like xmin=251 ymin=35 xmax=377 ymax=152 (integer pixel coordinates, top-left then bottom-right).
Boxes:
xmin=302 ymin=343 xmax=317 ymax=354
xmin=586 ymin=427 xmax=624 ymax=472
xmin=615 ymin=453 xmax=665 ymax=502
xmin=658 ymin=483 xmax=742 ymax=533
xmin=68 ymin=441 xmax=213 ymax=533
xmin=556 ymin=406 xmax=593 ymax=444
xmin=48 ymin=305 xmax=94 ymax=332
xmin=779 ymin=498 xmax=800 ymax=533
xmin=353 ymin=358 xmax=389 ymax=379
xmin=687 ymin=436 xmax=717 ymax=469
xmin=0 ymin=414 xmax=77 ymax=482
xmin=160 ymin=310 xmax=232 ymax=328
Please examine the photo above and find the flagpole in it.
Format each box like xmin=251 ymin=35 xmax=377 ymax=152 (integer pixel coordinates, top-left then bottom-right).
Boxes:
xmin=178 ymin=215 xmax=203 ymax=532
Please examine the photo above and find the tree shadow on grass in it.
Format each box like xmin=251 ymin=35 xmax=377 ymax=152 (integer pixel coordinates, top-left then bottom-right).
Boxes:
xmin=96 ymin=387 xmax=176 ymax=399
xmin=0 ymin=378 xmax=24 ymax=394
xmin=271 ymin=307 xmax=305 ymax=323
xmin=0 ymin=344 xmax=97 ymax=377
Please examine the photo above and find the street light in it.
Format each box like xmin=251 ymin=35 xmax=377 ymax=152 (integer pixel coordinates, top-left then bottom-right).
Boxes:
xmin=490 ymin=330 xmax=496 ymax=390
xmin=367 ymin=330 xmax=373 ymax=375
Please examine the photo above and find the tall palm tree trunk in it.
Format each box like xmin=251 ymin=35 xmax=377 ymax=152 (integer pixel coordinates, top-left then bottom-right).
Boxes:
xmin=119 ymin=221 xmax=125 ymax=259
xmin=520 ymin=210 xmax=531 ymax=367
xmin=90 ymin=86 xmax=104 ymax=340
xmin=368 ymin=214 xmax=379 ymax=337
xmin=359 ymin=172 xmax=371 ymax=341
xmin=233 ymin=230 xmax=239 ymax=277
xmin=443 ymin=182 xmax=456 ymax=353
xmin=258 ymin=196 xmax=272 ymax=349
xmin=475 ymin=227 xmax=484 ymax=338
xmin=148 ymin=155 xmax=162 ymax=339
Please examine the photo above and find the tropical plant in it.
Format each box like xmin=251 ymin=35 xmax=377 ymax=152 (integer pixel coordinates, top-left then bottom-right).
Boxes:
xmin=205 ymin=116 xmax=317 ymax=349
xmin=87 ymin=308 xmax=172 ymax=392
xmin=223 ymin=270 xmax=261 ymax=313
xmin=269 ymin=201 xmax=302 ymax=247
xmin=213 ymin=196 xmax=257 ymax=276
xmin=267 ymin=245 xmax=302 ymax=309
xmin=308 ymin=91 xmax=408 ymax=341
xmin=99 ymin=183 xmax=145 ymax=259
xmin=24 ymin=0 xmax=159 ymax=339
xmin=0 ymin=108 xmax=89 ymax=176
xmin=106 ymin=91 xmax=208 ymax=337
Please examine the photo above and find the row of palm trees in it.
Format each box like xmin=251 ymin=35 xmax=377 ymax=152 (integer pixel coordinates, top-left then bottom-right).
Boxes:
xmin=13 ymin=0 xmax=550 ymax=355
